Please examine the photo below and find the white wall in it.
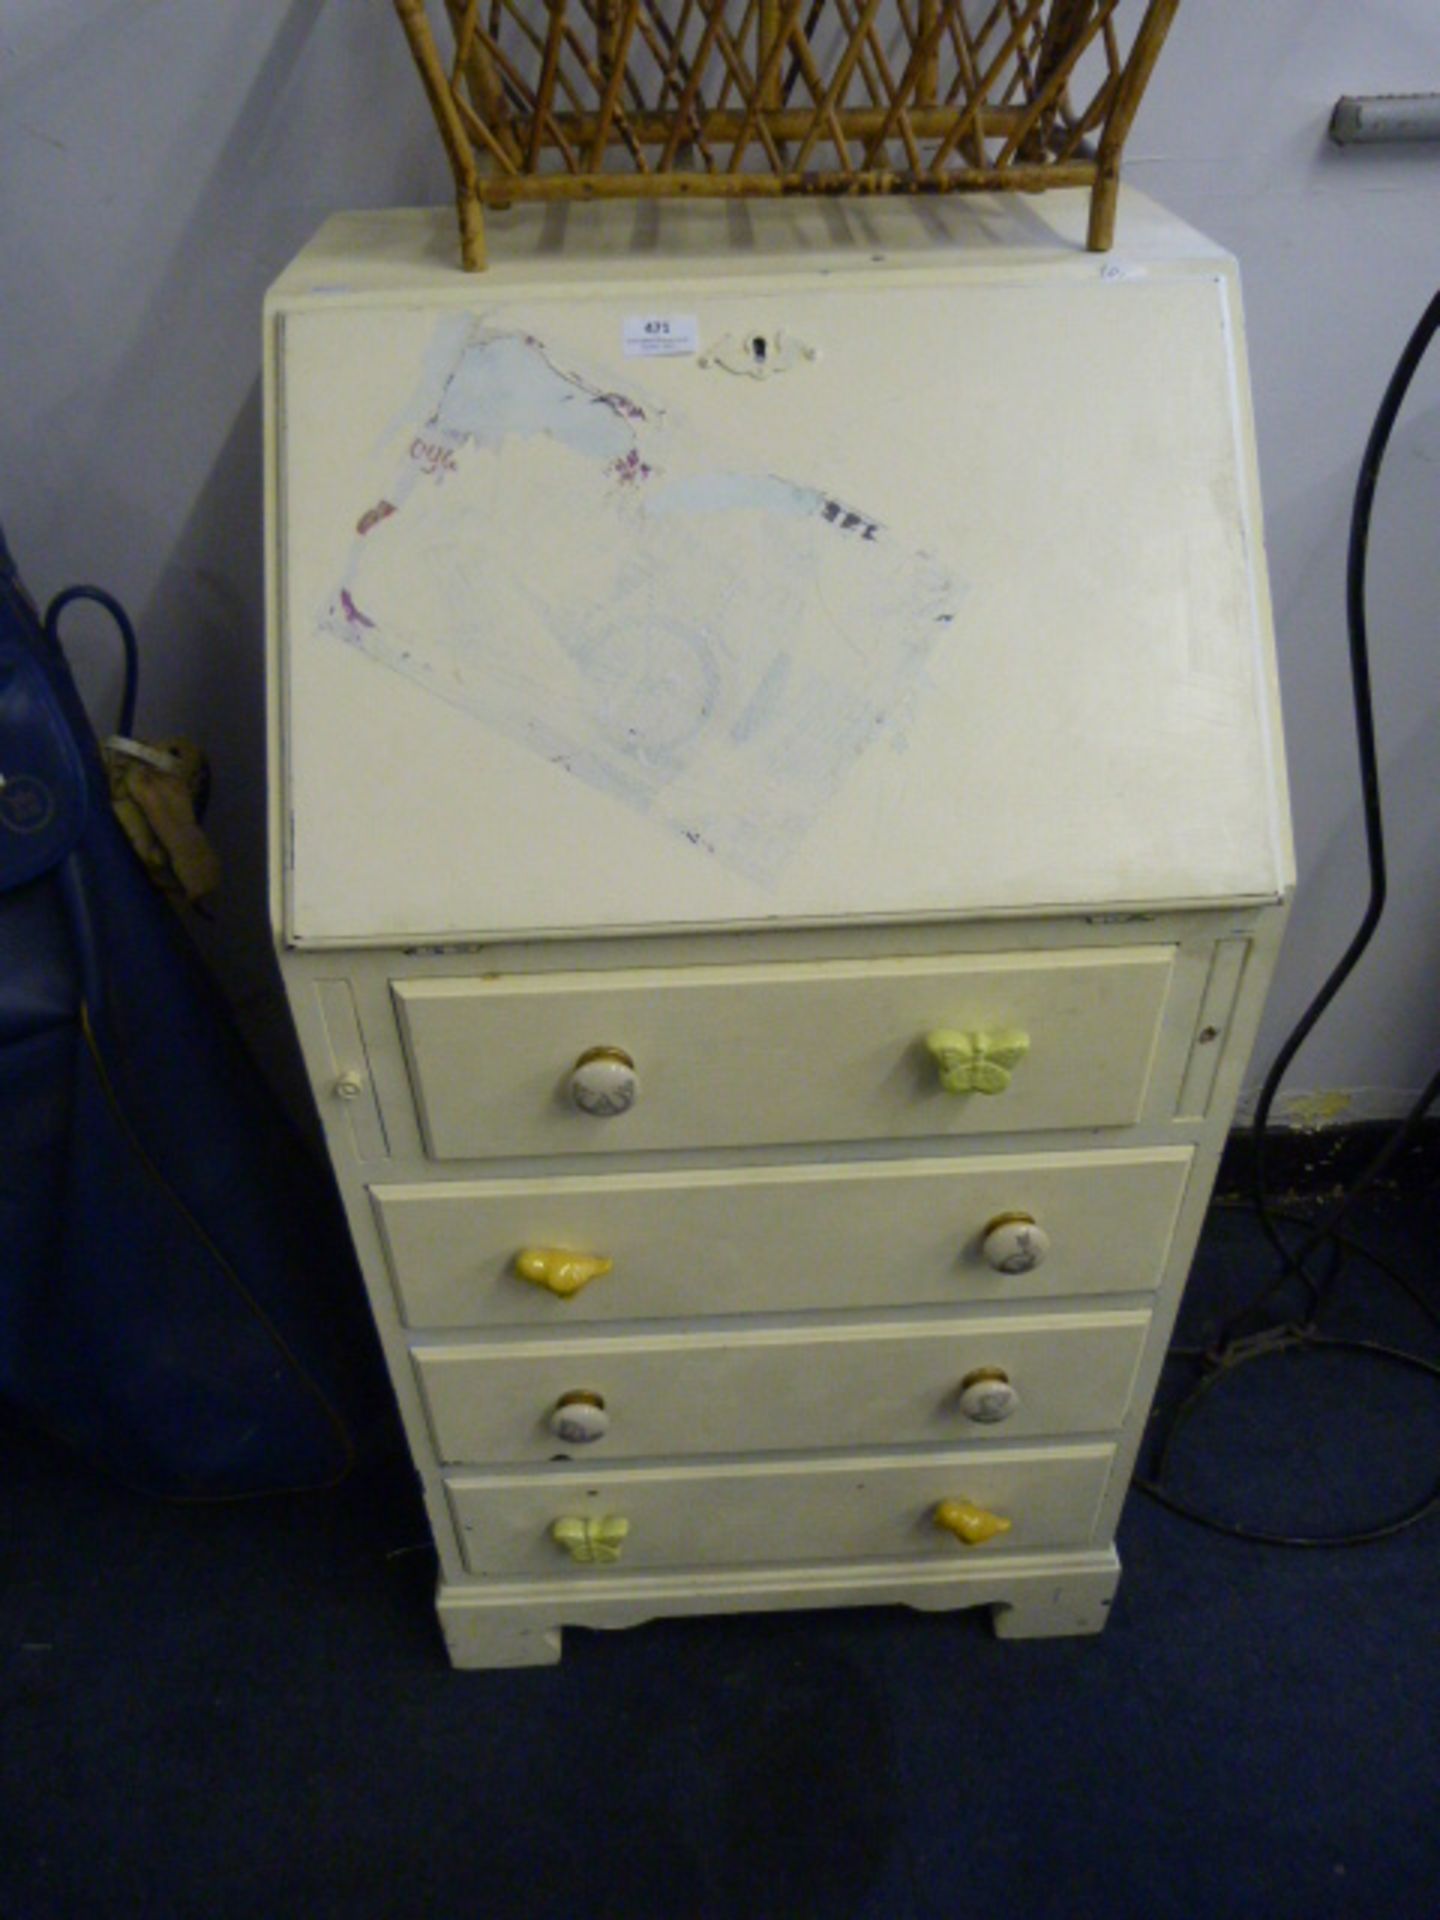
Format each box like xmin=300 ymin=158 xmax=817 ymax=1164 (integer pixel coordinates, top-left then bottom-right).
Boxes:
xmin=2 ymin=1 xmax=1437 ymax=1119
xmin=1124 ymin=2 xmax=1440 ymax=1122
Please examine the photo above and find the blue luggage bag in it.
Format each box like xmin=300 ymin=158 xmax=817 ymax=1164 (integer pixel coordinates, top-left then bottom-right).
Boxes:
xmin=0 ymin=524 xmax=382 ymax=1496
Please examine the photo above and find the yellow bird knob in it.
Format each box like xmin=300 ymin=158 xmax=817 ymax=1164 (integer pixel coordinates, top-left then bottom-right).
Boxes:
xmin=514 ymin=1248 xmax=614 ymax=1298
xmin=925 ymin=1028 xmax=1030 ymax=1096
xmin=933 ymin=1499 xmax=1013 ymax=1546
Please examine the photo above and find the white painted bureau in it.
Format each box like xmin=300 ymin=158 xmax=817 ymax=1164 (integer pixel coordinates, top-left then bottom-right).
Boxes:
xmin=264 ymin=189 xmax=1292 ymax=1668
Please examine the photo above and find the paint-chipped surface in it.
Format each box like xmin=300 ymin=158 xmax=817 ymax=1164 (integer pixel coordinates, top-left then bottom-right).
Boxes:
xmin=321 ymin=318 xmax=962 ymax=883
xmin=275 ymin=259 xmax=1290 ymax=944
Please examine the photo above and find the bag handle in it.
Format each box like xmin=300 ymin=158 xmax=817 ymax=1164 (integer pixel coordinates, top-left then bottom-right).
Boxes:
xmin=44 ymin=585 xmax=140 ymax=739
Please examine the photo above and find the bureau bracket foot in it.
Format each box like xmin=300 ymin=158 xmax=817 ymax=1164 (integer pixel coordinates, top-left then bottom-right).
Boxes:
xmin=990 ymin=1566 xmax=1119 ymax=1639
xmin=439 ymin=1597 xmax=564 ymax=1670
xmin=434 ymin=1550 xmax=1122 ymax=1670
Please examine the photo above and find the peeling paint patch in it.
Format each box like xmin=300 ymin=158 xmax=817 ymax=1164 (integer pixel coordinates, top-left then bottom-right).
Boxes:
xmin=424 ymin=330 xmax=646 ymax=463
xmin=356 ymin=500 xmax=396 ymax=536
xmin=608 ymin=449 xmax=653 ymax=487
xmin=338 ymin=589 xmax=374 ymax=630
xmin=730 ymin=652 xmax=793 ymax=746
xmin=647 ymin=472 xmax=821 ymax=520
xmin=320 ymin=321 xmax=966 ymax=883
xmin=594 ymin=390 xmax=647 ymax=423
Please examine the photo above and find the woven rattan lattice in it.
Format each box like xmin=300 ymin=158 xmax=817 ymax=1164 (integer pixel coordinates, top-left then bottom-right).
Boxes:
xmin=394 ymin=0 xmax=1179 ymax=269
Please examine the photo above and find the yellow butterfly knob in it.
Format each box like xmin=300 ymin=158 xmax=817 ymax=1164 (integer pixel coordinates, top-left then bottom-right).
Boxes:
xmin=925 ymin=1028 xmax=1030 ymax=1096
xmin=551 ymin=1516 xmax=630 ymax=1565
xmin=514 ymin=1248 xmax=614 ymax=1298
xmin=933 ymin=1500 xmax=1013 ymax=1547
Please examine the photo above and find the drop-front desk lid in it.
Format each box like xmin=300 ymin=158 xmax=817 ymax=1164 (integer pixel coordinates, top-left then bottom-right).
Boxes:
xmin=265 ymin=191 xmax=1292 ymax=948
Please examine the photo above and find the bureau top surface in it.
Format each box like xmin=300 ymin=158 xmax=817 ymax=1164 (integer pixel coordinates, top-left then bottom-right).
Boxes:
xmin=266 ymin=192 xmax=1292 ymax=946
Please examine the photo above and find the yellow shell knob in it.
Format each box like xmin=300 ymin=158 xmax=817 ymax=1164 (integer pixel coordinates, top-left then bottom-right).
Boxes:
xmin=551 ymin=1516 xmax=629 ymax=1565
xmin=933 ymin=1499 xmax=1013 ymax=1546
xmin=514 ymin=1248 xmax=614 ymax=1298
xmin=925 ymin=1028 xmax=1030 ymax=1096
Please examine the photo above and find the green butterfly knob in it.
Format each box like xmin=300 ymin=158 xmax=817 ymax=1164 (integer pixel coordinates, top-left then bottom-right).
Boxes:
xmin=925 ymin=1028 xmax=1030 ymax=1096
xmin=551 ymin=1515 xmax=630 ymax=1565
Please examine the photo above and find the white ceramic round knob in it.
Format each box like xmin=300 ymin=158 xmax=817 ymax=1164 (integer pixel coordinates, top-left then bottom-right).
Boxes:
xmin=959 ymin=1368 xmax=1020 ymax=1425
xmin=549 ymin=1392 xmax=610 ymax=1445
xmin=568 ymin=1046 xmax=638 ymax=1118
xmin=980 ymin=1212 xmax=1051 ymax=1275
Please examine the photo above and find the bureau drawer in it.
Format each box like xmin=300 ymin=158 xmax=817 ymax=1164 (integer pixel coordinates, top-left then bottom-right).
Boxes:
xmin=374 ymin=1147 xmax=1191 ymax=1328
xmin=413 ymin=1309 xmax=1148 ymax=1464
xmin=392 ymin=947 xmax=1176 ymax=1161
xmin=446 ymin=1443 xmax=1116 ymax=1577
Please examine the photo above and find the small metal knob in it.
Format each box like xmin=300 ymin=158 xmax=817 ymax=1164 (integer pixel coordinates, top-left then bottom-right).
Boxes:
xmin=980 ymin=1212 xmax=1051 ymax=1275
xmin=958 ymin=1367 xmax=1020 ymax=1425
xmin=549 ymin=1390 xmax=610 ymax=1445
xmin=568 ymin=1045 xmax=638 ymax=1117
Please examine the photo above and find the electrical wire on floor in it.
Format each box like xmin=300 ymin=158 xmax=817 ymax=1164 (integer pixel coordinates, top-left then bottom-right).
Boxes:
xmin=1135 ymin=286 xmax=1440 ymax=1547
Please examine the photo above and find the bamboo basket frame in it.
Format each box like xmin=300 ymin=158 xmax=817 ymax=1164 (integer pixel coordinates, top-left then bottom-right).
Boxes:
xmin=394 ymin=0 xmax=1180 ymax=269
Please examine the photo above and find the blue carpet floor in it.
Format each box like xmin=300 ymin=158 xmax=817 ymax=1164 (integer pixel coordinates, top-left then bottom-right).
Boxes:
xmin=3 ymin=1193 xmax=1439 ymax=1920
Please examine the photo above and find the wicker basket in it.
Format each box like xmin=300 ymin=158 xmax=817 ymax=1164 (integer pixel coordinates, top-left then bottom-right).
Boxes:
xmin=395 ymin=0 xmax=1179 ymax=269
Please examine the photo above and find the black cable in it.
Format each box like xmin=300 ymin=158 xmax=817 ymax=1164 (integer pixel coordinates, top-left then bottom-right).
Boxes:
xmin=1139 ymin=1203 xmax=1440 ymax=1544
xmin=44 ymin=584 xmax=140 ymax=738
xmin=1135 ymin=1329 xmax=1440 ymax=1548
xmin=1215 ymin=1196 xmax=1440 ymax=1338
xmin=1231 ymin=287 xmax=1440 ymax=1338
xmin=52 ymin=849 xmax=355 ymax=1500
xmin=1137 ymin=288 xmax=1440 ymax=1547
xmin=1220 ymin=1061 xmax=1440 ymax=1353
